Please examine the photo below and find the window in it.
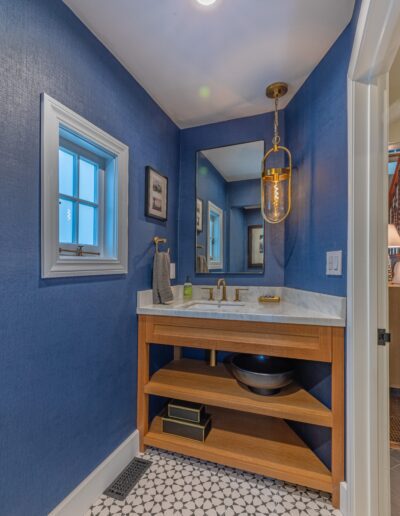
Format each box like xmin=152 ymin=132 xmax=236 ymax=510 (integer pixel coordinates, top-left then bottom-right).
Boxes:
xmin=207 ymin=201 xmax=224 ymax=270
xmin=41 ymin=94 xmax=129 ymax=278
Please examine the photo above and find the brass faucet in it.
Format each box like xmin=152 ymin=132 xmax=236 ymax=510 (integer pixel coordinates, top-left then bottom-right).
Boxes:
xmin=217 ymin=278 xmax=227 ymax=302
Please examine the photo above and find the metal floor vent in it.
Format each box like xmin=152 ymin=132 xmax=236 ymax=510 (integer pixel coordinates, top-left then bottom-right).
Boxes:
xmin=103 ymin=457 xmax=152 ymax=501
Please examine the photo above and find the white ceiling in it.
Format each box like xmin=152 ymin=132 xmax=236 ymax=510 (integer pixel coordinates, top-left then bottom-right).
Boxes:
xmin=64 ymin=0 xmax=355 ymax=129
xmin=201 ymin=141 xmax=264 ymax=182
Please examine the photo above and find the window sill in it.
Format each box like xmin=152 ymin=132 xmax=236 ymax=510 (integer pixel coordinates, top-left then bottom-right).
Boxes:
xmin=43 ymin=257 xmax=127 ymax=278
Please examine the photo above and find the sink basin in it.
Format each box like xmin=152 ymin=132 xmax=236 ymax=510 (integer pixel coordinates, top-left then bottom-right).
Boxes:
xmin=183 ymin=301 xmax=245 ymax=311
xmin=230 ymin=354 xmax=294 ymax=396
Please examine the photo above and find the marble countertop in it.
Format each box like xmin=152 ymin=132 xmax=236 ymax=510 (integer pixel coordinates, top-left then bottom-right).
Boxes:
xmin=137 ymin=286 xmax=346 ymax=327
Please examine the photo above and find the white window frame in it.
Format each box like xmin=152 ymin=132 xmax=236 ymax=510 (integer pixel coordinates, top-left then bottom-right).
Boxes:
xmin=41 ymin=93 xmax=129 ymax=278
xmin=207 ymin=201 xmax=224 ymax=270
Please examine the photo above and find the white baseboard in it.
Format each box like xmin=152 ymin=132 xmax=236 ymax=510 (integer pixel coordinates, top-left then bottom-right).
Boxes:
xmin=49 ymin=430 xmax=139 ymax=516
xmin=340 ymin=481 xmax=348 ymax=516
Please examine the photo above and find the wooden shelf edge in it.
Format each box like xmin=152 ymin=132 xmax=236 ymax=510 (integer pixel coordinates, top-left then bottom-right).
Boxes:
xmin=145 ymin=359 xmax=332 ymax=427
xmin=143 ymin=431 xmax=333 ymax=494
xmin=144 ymin=408 xmax=333 ymax=495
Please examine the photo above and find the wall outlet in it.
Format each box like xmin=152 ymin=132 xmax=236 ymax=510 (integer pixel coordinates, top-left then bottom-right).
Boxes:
xmin=170 ymin=262 xmax=176 ymax=280
xmin=326 ymin=251 xmax=342 ymax=276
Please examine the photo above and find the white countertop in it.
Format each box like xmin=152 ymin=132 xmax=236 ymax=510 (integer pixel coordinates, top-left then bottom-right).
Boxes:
xmin=137 ymin=286 xmax=346 ymax=327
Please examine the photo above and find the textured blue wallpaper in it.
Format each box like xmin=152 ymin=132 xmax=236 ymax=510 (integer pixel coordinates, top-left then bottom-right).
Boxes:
xmin=284 ymin=34 xmax=349 ymax=296
xmin=0 ymin=1 xmax=179 ymax=514
xmin=227 ymin=180 xmax=263 ymax=272
xmin=178 ymin=113 xmax=285 ymax=285
xmin=283 ymin=0 xmax=361 ymax=297
xmin=281 ymin=0 xmax=362 ymax=469
xmin=196 ymin=153 xmax=228 ymax=272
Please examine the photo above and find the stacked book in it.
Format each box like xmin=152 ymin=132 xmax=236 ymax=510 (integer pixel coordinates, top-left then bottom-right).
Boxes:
xmin=162 ymin=399 xmax=211 ymax=442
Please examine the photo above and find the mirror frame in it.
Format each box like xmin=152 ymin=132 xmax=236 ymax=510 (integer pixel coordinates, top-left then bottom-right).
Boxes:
xmin=194 ymin=139 xmax=266 ymax=275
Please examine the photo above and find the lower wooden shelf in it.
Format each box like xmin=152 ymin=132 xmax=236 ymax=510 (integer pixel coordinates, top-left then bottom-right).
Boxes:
xmin=145 ymin=358 xmax=332 ymax=427
xmin=144 ymin=406 xmax=333 ymax=494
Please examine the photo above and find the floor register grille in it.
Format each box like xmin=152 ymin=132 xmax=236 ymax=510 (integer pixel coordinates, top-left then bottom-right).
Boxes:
xmin=103 ymin=457 xmax=152 ymax=500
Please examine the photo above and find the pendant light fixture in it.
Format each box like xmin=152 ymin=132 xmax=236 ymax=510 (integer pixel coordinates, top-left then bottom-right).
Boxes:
xmin=261 ymin=82 xmax=292 ymax=224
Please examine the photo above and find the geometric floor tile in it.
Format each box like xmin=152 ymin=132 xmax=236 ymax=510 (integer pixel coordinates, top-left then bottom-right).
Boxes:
xmin=391 ymin=449 xmax=400 ymax=516
xmin=86 ymin=447 xmax=341 ymax=516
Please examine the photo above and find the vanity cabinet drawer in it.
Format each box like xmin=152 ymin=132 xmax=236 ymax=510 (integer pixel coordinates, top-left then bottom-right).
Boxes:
xmin=142 ymin=315 xmax=334 ymax=362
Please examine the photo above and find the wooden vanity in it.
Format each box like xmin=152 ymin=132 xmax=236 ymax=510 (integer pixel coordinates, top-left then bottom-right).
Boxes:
xmin=137 ymin=315 xmax=344 ymax=508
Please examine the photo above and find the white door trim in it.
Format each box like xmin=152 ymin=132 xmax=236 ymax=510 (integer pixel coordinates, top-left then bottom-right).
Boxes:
xmin=347 ymin=1 xmax=400 ymax=515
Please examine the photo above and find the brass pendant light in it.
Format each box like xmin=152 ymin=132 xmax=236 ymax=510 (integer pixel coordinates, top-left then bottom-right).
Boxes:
xmin=261 ymin=82 xmax=292 ymax=224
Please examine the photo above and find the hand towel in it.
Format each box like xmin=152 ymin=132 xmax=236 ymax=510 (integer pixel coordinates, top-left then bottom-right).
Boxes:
xmin=197 ymin=255 xmax=209 ymax=273
xmin=153 ymin=251 xmax=173 ymax=304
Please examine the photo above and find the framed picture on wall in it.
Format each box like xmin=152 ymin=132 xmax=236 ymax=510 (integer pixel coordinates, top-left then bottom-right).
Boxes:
xmin=196 ymin=198 xmax=203 ymax=232
xmin=145 ymin=166 xmax=168 ymax=221
xmin=248 ymin=225 xmax=264 ymax=268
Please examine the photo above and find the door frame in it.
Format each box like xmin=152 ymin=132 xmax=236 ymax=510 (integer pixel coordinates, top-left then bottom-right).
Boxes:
xmin=347 ymin=0 xmax=400 ymax=515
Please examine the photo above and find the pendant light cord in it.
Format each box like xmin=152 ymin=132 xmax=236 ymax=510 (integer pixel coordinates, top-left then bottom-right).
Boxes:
xmin=272 ymin=96 xmax=280 ymax=148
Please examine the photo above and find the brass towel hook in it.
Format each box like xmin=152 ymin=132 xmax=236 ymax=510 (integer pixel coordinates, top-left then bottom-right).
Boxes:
xmin=153 ymin=236 xmax=167 ymax=253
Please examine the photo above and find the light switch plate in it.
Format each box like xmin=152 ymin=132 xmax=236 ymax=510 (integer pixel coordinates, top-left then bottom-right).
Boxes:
xmin=326 ymin=251 xmax=342 ymax=276
xmin=170 ymin=262 xmax=176 ymax=280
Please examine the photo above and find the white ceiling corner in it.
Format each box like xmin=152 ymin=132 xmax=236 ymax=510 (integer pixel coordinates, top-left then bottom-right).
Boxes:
xmin=63 ymin=0 xmax=355 ymax=129
xmin=201 ymin=141 xmax=264 ymax=182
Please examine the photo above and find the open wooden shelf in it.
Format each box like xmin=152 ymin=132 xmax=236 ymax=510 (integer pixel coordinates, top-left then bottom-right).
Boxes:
xmin=144 ymin=358 xmax=332 ymax=427
xmin=138 ymin=315 xmax=344 ymax=507
xmin=144 ymin=406 xmax=333 ymax=494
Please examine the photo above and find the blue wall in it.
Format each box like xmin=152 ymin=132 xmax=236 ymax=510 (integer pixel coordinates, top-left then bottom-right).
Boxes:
xmin=227 ymin=181 xmax=263 ymax=272
xmin=283 ymin=0 xmax=361 ymax=297
xmin=244 ymin=208 xmax=264 ymax=272
xmin=178 ymin=113 xmax=285 ymax=285
xmin=280 ymin=0 xmax=362 ymax=469
xmin=0 ymin=1 xmax=179 ymax=515
xmin=228 ymin=178 xmax=260 ymax=208
xmin=196 ymin=153 xmax=228 ymax=272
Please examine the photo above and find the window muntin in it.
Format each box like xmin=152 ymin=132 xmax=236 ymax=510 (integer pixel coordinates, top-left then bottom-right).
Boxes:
xmin=58 ymin=146 xmax=100 ymax=251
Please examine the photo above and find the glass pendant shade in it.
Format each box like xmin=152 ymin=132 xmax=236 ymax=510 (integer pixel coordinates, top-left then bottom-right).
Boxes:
xmin=261 ymin=147 xmax=292 ymax=224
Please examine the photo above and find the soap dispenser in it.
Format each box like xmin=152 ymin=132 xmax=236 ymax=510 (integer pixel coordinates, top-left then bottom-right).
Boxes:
xmin=183 ymin=276 xmax=193 ymax=300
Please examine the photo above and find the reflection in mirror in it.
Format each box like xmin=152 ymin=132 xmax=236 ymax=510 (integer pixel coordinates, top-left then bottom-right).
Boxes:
xmin=196 ymin=141 xmax=265 ymax=274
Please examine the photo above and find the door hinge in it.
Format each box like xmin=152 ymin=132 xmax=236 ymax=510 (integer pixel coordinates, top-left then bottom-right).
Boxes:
xmin=378 ymin=328 xmax=391 ymax=346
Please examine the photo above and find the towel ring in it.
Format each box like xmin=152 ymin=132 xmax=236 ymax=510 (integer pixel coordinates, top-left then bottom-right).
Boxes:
xmin=153 ymin=236 xmax=168 ymax=253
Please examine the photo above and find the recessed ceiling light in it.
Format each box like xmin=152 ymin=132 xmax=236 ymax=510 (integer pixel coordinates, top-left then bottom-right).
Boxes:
xmin=196 ymin=0 xmax=217 ymax=6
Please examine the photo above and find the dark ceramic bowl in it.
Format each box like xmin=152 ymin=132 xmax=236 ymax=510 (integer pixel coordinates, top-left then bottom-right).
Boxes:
xmin=230 ymin=354 xmax=294 ymax=395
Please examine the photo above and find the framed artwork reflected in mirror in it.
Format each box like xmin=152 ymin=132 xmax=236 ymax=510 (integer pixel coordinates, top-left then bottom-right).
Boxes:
xmin=248 ymin=224 xmax=264 ymax=268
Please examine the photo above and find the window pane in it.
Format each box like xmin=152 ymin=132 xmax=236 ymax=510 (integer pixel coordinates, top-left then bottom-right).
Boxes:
xmin=59 ymin=149 xmax=74 ymax=196
xmin=59 ymin=198 xmax=74 ymax=243
xmin=79 ymin=158 xmax=97 ymax=202
xmin=209 ymin=212 xmax=220 ymax=261
xmin=78 ymin=203 xmax=96 ymax=246
xmin=389 ymin=161 xmax=397 ymax=175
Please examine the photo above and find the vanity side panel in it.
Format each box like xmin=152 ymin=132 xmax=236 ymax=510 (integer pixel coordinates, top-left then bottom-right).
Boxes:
xmin=137 ymin=316 xmax=150 ymax=452
xmin=331 ymin=327 xmax=345 ymax=507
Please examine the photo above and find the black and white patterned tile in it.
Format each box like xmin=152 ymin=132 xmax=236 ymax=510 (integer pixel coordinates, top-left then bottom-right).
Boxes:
xmin=86 ymin=448 xmax=341 ymax=516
